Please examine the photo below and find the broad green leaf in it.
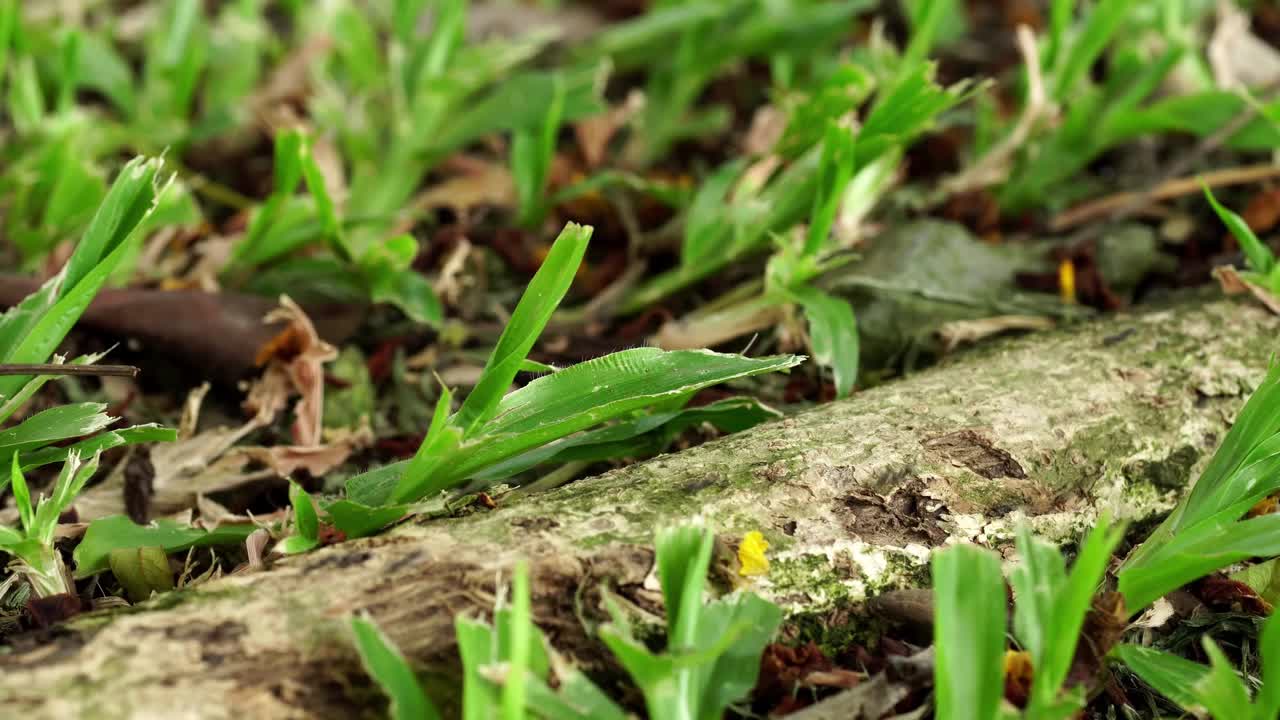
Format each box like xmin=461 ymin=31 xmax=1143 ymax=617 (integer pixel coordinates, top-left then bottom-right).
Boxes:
xmin=366 ymin=266 xmax=443 ymax=326
xmin=933 ymin=544 xmax=1006 ymax=720
xmin=452 ymin=223 xmax=592 ymax=436
xmin=693 ymin=592 xmax=783 ymax=717
xmin=474 ymin=396 xmax=781 ymax=480
xmin=15 ymin=424 xmax=176 ymax=472
xmin=351 ymin=615 xmax=442 ymax=720
xmin=354 ymin=349 xmax=801 ymax=505
xmin=108 ymin=546 xmax=175 ymax=602
xmin=74 ymin=515 xmax=255 ymax=576
xmin=791 ymin=286 xmax=858 ymax=398
xmin=0 ymin=403 xmax=115 ymax=455
xmin=323 ymin=499 xmax=410 ymax=539
xmin=456 ymin=349 xmax=801 ymax=476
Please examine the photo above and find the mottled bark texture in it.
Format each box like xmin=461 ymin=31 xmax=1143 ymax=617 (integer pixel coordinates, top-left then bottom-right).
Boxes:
xmin=1 ymin=297 xmax=1277 ymax=719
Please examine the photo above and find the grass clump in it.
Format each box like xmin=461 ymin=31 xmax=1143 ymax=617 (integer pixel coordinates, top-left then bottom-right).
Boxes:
xmin=352 ymin=519 xmax=780 ymax=720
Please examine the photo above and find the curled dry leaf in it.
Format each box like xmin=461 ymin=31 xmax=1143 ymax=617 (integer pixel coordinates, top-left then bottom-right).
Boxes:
xmin=1213 ymin=265 xmax=1280 ymax=315
xmin=575 ymin=90 xmax=644 ymax=168
xmin=251 ymin=295 xmax=339 ymax=446
xmin=407 ymin=156 xmax=515 ymax=223
xmin=76 ymin=300 xmax=369 ymax=521
xmin=1209 ymin=2 xmax=1280 ymax=90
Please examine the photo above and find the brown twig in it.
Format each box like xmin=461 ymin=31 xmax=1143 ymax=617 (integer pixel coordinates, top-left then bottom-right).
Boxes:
xmin=0 ymin=364 xmax=139 ymax=378
xmin=1050 ymin=163 xmax=1280 ymax=231
xmin=1051 ymin=80 xmax=1280 ymax=232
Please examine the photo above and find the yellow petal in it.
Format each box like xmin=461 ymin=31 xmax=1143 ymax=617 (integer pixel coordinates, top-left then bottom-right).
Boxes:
xmin=1058 ymin=259 xmax=1077 ymax=305
xmin=738 ymin=531 xmax=770 ymax=577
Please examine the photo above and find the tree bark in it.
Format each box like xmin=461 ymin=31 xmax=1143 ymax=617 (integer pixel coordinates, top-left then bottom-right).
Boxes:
xmin=1 ymin=297 xmax=1276 ymax=719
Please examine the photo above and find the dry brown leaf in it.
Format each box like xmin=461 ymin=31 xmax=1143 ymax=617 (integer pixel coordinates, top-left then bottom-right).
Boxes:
xmin=251 ymin=295 xmax=338 ymax=446
xmin=936 ymin=315 xmax=1056 ymax=351
xmin=743 ymin=105 xmax=787 ymax=156
xmin=1214 ymin=265 xmax=1280 ymax=315
xmin=409 ymin=159 xmax=516 ymax=219
xmin=1210 ymin=1 xmax=1280 ymax=90
xmin=574 ymin=90 xmax=644 ymax=168
xmin=74 ymin=299 xmax=367 ymax=521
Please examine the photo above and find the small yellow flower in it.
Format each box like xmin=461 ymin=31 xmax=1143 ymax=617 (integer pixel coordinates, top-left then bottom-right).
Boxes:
xmin=738 ymin=531 xmax=770 ymax=577
xmin=1058 ymin=259 xmax=1077 ymax=305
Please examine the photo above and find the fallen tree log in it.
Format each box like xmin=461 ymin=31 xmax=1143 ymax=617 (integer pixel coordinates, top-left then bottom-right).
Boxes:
xmin=1 ymin=296 xmax=1277 ymax=719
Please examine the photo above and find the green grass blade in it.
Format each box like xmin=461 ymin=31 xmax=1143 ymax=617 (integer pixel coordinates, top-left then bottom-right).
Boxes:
xmin=14 ymin=424 xmax=175 ymax=472
xmin=1113 ymin=644 xmax=1213 ymax=710
xmin=1119 ymin=511 xmax=1280 ymax=611
xmin=901 ymin=0 xmax=952 ymax=69
xmin=1011 ymin=517 xmax=1123 ymax=712
xmin=656 ymin=522 xmax=716 ymax=648
xmin=0 ymin=0 xmax=16 ymax=85
xmin=0 ymin=157 xmax=163 ymax=399
xmin=1052 ymin=0 xmax=1138 ymax=97
xmin=502 ymin=561 xmax=532 ymax=720
xmin=73 ymin=516 xmax=255 ymax=576
xmin=10 ymin=453 xmax=31 ymax=531
xmin=1205 ymin=185 xmax=1275 ymax=275
xmin=804 ymin=122 xmax=857 ymax=257
xmin=351 ymin=615 xmax=441 ymax=720
xmin=933 ymin=544 xmax=1006 ymax=720
xmin=1196 ymin=640 xmax=1254 ymax=719
xmin=456 ymin=616 xmax=499 ymax=720
xmin=683 ymin=159 xmax=746 ymax=267
xmin=0 ymin=403 xmax=115 ymax=455
xmin=291 ymin=480 xmax=318 ymax=542
xmin=1258 ymin=612 xmax=1280 ymax=719
xmin=452 ymin=223 xmax=592 ymax=437
xmin=1127 ymin=365 xmax=1280 ymax=570
xmin=403 ymin=350 xmax=803 ymax=498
